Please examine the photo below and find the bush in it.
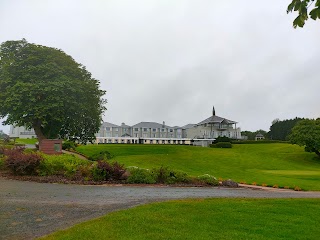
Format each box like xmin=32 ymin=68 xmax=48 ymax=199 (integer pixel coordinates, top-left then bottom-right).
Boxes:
xmin=89 ymin=151 xmax=114 ymax=161
xmin=39 ymin=154 xmax=91 ymax=177
xmin=92 ymin=160 xmax=126 ymax=181
xmin=151 ymin=166 xmax=192 ymax=184
xmin=126 ymin=167 xmax=156 ymax=184
xmin=196 ymin=174 xmax=219 ymax=186
xmin=214 ymin=136 xmax=231 ymax=143
xmin=4 ymin=147 xmax=43 ymax=175
xmin=210 ymin=142 xmax=232 ymax=148
xmin=62 ymin=141 xmax=77 ymax=151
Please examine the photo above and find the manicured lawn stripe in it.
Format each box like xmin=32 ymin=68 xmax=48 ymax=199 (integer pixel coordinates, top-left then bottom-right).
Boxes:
xmin=40 ymin=198 xmax=320 ymax=240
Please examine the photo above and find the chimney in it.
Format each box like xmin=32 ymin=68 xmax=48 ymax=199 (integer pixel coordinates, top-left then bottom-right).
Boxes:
xmin=162 ymin=121 xmax=165 ymax=127
xmin=212 ymin=106 xmax=216 ymax=116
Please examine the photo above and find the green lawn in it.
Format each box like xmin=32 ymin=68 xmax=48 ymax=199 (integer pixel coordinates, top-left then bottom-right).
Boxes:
xmin=40 ymin=198 xmax=320 ymax=240
xmin=76 ymin=143 xmax=320 ymax=190
xmin=15 ymin=138 xmax=38 ymax=144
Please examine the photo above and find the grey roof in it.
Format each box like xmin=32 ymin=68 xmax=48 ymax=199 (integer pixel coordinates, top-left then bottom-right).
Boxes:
xmin=101 ymin=122 xmax=120 ymax=128
xmin=181 ymin=124 xmax=196 ymax=129
xmin=120 ymin=123 xmax=131 ymax=128
xmin=131 ymin=122 xmax=172 ymax=129
xmin=256 ymin=133 xmax=264 ymax=137
xmin=196 ymin=115 xmax=237 ymax=126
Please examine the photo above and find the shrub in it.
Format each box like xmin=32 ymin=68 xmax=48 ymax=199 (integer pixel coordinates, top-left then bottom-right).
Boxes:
xmin=210 ymin=142 xmax=232 ymax=148
xmin=39 ymin=154 xmax=91 ymax=177
xmin=4 ymin=147 xmax=43 ymax=175
xmin=126 ymin=167 xmax=156 ymax=184
xmin=196 ymin=174 xmax=219 ymax=186
xmin=62 ymin=141 xmax=77 ymax=151
xmin=89 ymin=151 xmax=114 ymax=161
xmin=151 ymin=166 xmax=192 ymax=184
xmin=92 ymin=160 xmax=126 ymax=181
xmin=214 ymin=136 xmax=231 ymax=143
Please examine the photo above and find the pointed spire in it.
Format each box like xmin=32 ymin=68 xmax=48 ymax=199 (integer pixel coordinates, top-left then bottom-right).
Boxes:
xmin=212 ymin=105 xmax=215 ymax=116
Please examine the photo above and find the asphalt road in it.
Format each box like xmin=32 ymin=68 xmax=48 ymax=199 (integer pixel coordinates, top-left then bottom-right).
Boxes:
xmin=1 ymin=178 xmax=320 ymax=240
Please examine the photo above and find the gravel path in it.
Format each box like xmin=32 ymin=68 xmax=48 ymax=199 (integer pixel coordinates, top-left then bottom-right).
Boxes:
xmin=1 ymin=178 xmax=320 ymax=240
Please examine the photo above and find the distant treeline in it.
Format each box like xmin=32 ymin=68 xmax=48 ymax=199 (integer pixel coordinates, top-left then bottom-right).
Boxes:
xmin=241 ymin=117 xmax=306 ymax=141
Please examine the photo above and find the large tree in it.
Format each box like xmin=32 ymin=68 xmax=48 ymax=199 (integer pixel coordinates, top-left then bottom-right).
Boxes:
xmin=287 ymin=0 xmax=320 ymax=28
xmin=289 ymin=119 xmax=320 ymax=157
xmin=268 ymin=117 xmax=304 ymax=141
xmin=0 ymin=39 xmax=106 ymax=143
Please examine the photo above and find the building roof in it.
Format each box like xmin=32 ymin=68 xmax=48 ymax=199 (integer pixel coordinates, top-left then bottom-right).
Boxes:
xmin=181 ymin=124 xmax=196 ymax=129
xmin=196 ymin=115 xmax=237 ymax=126
xmin=101 ymin=122 xmax=120 ymax=128
xmin=131 ymin=122 xmax=172 ymax=129
xmin=256 ymin=133 xmax=264 ymax=137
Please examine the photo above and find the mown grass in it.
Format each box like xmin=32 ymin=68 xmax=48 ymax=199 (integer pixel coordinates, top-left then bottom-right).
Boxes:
xmin=40 ymin=198 xmax=320 ymax=240
xmin=76 ymin=144 xmax=320 ymax=190
xmin=15 ymin=138 xmax=38 ymax=144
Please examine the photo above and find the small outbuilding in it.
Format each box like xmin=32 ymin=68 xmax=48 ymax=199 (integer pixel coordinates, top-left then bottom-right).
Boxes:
xmin=255 ymin=133 xmax=265 ymax=141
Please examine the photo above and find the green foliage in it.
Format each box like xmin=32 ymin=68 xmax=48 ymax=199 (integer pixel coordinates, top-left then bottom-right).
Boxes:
xmin=269 ymin=117 xmax=304 ymax=141
xmin=39 ymin=154 xmax=91 ymax=177
xmin=4 ymin=147 xmax=43 ymax=175
xmin=213 ymin=136 xmax=231 ymax=143
xmin=151 ymin=166 xmax=192 ymax=184
xmin=196 ymin=174 xmax=219 ymax=185
xmin=241 ymin=129 xmax=267 ymax=140
xmin=287 ymin=0 xmax=320 ymax=28
xmin=62 ymin=141 xmax=77 ymax=151
xmin=0 ymin=39 xmax=106 ymax=143
xmin=210 ymin=142 xmax=232 ymax=148
xmin=88 ymin=150 xmax=114 ymax=161
xmin=126 ymin=167 xmax=157 ymax=184
xmin=289 ymin=119 xmax=320 ymax=157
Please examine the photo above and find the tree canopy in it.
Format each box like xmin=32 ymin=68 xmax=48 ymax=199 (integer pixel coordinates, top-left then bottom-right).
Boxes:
xmin=0 ymin=39 xmax=106 ymax=143
xmin=268 ymin=117 xmax=304 ymax=141
xmin=289 ymin=119 xmax=320 ymax=157
xmin=287 ymin=0 xmax=320 ymax=28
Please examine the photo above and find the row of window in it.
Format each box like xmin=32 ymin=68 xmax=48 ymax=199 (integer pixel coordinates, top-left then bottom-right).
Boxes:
xmin=104 ymin=127 xmax=180 ymax=132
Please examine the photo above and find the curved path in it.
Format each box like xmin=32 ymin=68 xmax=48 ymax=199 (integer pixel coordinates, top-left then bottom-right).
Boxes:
xmin=1 ymin=178 xmax=320 ymax=240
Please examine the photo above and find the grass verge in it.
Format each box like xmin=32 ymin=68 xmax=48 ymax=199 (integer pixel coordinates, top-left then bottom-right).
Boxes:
xmin=40 ymin=198 xmax=320 ymax=240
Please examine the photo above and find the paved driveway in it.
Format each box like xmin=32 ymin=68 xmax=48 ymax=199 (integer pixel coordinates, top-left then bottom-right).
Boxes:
xmin=1 ymin=178 xmax=320 ymax=240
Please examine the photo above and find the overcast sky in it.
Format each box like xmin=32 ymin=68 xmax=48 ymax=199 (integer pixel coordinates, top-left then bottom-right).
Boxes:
xmin=1 ymin=0 xmax=319 ymax=134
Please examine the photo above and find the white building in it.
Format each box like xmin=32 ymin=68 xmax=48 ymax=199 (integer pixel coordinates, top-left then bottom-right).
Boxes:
xmin=9 ymin=106 xmax=241 ymax=145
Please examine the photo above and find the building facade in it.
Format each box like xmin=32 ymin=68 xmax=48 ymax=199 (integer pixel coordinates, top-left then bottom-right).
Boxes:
xmin=9 ymin=106 xmax=241 ymax=145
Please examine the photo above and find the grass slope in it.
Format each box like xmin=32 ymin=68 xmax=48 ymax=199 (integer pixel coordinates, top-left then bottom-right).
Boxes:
xmin=40 ymin=199 xmax=320 ymax=240
xmin=77 ymin=144 xmax=320 ymax=190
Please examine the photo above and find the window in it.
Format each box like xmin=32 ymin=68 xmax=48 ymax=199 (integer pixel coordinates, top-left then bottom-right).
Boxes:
xmin=134 ymin=128 xmax=139 ymax=131
xmin=106 ymin=132 xmax=111 ymax=137
xmin=153 ymin=134 xmax=156 ymax=138
xmin=114 ymin=128 xmax=118 ymax=131
xmin=161 ymin=128 xmax=165 ymax=132
xmin=143 ymin=133 xmax=147 ymax=138
xmin=168 ymin=140 xmax=171 ymax=144
xmin=177 ymin=129 xmax=181 ymax=133
xmin=135 ymin=133 xmax=138 ymax=137
xmin=114 ymin=134 xmax=119 ymax=137
xmin=152 ymin=128 xmax=156 ymax=132
xmin=123 ymin=128 xmax=127 ymax=132
xmin=143 ymin=128 xmax=147 ymax=132
xmin=162 ymin=140 xmax=165 ymax=144
xmin=106 ymin=127 xmax=111 ymax=131
xmin=169 ymin=129 xmax=173 ymax=132
xmin=150 ymin=140 xmax=153 ymax=144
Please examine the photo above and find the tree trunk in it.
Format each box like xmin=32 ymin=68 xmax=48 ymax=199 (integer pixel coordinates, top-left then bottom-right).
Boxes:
xmin=315 ymin=149 xmax=320 ymax=158
xmin=32 ymin=120 xmax=46 ymax=143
